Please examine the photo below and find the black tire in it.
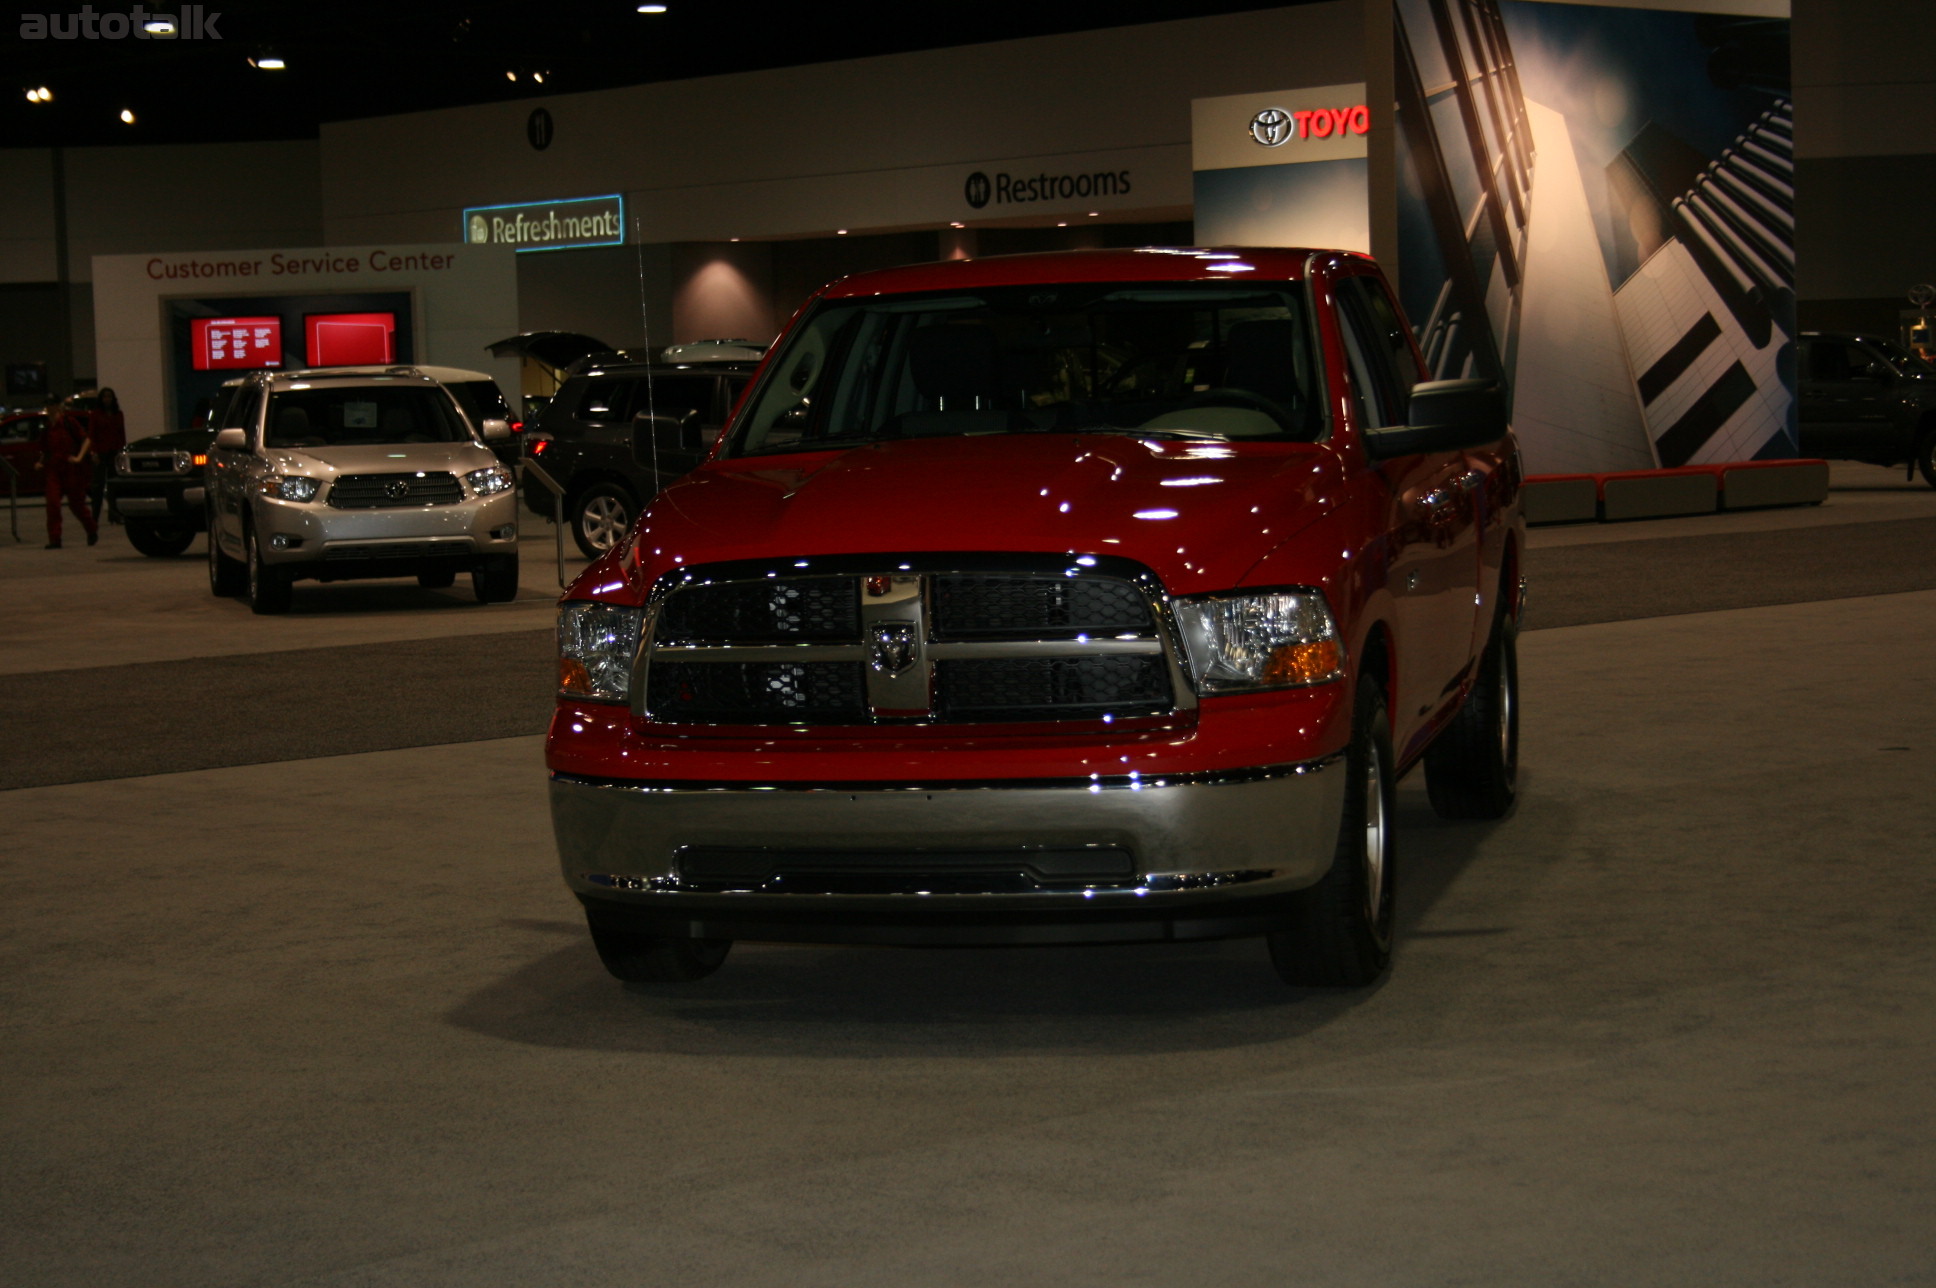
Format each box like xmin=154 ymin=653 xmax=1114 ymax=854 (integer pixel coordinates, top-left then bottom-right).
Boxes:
xmin=417 ymin=567 xmax=457 ymax=589
xmin=245 ymin=524 xmax=292 ymax=615
xmin=1916 ymin=429 xmax=1936 ymax=489
xmin=570 ymin=482 xmax=634 ymax=559
xmin=207 ymin=519 xmax=245 ymax=596
xmin=1423 ymin=606 xmax=1519 ymax=820
xmin=472 ymin=554 xmax=519 ymax=603
xmin=125 ymin=520 xmax=195 ymax=557
xmin=587 ymin=921 xmax=731 ymax=983
xmin=1268 ymin=679 xmax=1396 ymax=987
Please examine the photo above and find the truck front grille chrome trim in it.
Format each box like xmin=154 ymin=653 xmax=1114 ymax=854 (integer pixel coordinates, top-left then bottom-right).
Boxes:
xmin=551 ymin=753 xmax=1340 ymax=795
xmin=629 ymin=553 xmax=1198 ymax=727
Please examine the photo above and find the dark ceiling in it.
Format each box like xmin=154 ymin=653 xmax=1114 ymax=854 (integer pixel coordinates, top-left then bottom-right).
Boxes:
xmin=6 ymin=1 xmax=1304 ymax=148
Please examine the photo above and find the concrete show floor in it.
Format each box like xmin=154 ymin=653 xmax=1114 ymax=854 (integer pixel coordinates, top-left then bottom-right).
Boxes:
xmin=4 ymin=462 xmax=1935 ymax=1284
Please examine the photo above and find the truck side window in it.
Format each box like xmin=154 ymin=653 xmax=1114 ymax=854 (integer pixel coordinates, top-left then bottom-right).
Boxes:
xmin=1335 ymin=283 xmax=1397 ymax=428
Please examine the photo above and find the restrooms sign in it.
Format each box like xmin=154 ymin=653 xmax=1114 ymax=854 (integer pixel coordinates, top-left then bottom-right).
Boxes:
xmin=462 ymin=194 xmax=625 ymax=253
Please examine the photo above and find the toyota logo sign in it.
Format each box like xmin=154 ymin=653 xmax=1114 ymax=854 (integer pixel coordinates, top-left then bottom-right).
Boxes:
xmin=1250 ymin=107 xmax=1294 ymax=147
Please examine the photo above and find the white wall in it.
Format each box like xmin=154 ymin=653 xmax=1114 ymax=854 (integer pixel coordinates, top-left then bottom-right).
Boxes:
xmin=0 ymin=150 xmax=58 ymax=282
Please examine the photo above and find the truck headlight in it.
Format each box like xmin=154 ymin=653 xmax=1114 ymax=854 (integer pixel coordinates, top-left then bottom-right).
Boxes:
xmin=259 ymin=474 xmax=320 ymax=502
xmin=559 ymin=602 xmax=642 ymax=702
xmin=1172 ymin=589 xmax=1344 ymax=692
xmin=466 ymin=464 xmax=514 ymax=496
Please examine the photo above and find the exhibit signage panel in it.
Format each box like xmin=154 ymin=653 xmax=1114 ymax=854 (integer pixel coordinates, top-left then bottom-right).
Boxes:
xmin=1191 ymin=83 xmax=1372 ymax=254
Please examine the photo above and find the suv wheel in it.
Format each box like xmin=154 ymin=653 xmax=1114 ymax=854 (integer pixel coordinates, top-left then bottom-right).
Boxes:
xmin=207 ymin=519 xmax=245 ymax=596
xmin=245 ymin=524 xmax=292 ymax=615
xmin=570 ymin=483 xmax=635 ymax=559
xmin=126 ymin=520 xmax=195 ymax=558
xmin=472 ymin=553 xmax=519 ymax=603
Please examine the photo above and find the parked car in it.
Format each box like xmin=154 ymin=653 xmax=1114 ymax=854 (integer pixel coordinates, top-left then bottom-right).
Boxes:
xmin=106 ymin=426 xmax=216 ymax=556
xmin=1798 ymin=331 xmax=1936 ymax=486
xmin=205 ymin=368 xmax=520 ymax=614
xmin=522 ymin=358 xmax=756 ymax=557
xmin=543 ymin=247 xmax=1524 ymax=987
xmin=0 ymin=409 xmax=48 ymax=501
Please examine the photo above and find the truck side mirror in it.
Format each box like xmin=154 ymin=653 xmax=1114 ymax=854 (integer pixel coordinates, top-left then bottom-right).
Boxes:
xmin=1363 ymin=378 xmax=1507 ymax=460
xmin=213 ymin=427 xmax=248 ymax=452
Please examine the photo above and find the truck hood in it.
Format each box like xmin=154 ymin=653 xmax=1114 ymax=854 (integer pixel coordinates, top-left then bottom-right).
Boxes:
xmin=617 ymin=432 xmax=1345 ymax=598
xmin=265 ymin=441 xmax=496 ymax=477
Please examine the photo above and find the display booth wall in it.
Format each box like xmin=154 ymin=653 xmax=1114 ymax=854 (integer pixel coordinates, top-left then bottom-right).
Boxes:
xmin=92 ymin=246 xmax=518 ymax=439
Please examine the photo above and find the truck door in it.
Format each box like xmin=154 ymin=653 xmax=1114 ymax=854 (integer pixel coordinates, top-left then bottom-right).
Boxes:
xmin=1333 ymin=272 xmax=1481 ymax=760
xmin=1801 ymin=338 xmax=1897 ymax=460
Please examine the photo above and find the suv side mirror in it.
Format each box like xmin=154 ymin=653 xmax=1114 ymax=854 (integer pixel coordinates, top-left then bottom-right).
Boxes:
xmin=1363 ymin=378 xmax=1507 ymax=460
xmin=480 ymin=417 xmax=512 ymax=441
xmin=213 ymin=427 xmax=248 ymax=452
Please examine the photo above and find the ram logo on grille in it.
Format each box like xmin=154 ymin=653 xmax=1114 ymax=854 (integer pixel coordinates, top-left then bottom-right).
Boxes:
xmin=868 ymin=623 xmax=919 ymax=676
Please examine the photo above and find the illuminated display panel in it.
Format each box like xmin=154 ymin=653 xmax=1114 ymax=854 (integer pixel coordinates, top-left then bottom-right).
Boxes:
xmin=191 ymin=317 xmax=282 ymax=371
xmin=305 ymin=312 xmax=397 ymax=366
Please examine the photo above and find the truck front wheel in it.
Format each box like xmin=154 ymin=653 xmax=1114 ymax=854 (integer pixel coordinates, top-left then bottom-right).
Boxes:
xmin=1268 ymin=678 xmax=1396 ymax=987
xmin=587 ymin=921 xmax=731 ymax=983
xmin=126 ymin=520 xmax=195 ymax=557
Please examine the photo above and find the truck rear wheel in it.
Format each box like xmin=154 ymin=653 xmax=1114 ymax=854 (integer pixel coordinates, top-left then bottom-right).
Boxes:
xmin=1422 ymin=606 xmax=1518 ymax=820
xmin=1268 ymin=679 xmax=1395 ymax=987
xmin=587 ymin=921 xmax=731 ymax=983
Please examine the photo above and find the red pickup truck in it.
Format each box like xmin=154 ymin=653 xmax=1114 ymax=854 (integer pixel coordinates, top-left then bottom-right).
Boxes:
xmin=546 ymin=248 xmax=1523 ymax=988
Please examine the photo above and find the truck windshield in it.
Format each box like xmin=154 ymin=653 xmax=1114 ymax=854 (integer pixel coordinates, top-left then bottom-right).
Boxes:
xmin=726 ymin=281 xmax=1323 ymax=457
xmin=264 ymin=385 xmax=471 ymax=449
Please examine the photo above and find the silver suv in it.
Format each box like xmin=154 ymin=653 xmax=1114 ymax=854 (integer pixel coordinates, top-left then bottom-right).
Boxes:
xmin=205 ymin=369 xmax=520 ymax=614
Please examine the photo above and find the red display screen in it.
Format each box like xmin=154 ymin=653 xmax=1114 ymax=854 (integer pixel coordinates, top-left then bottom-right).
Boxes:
xmin=191 ymin=317 xmax=282 ymax=371
xmin=305 ymin=312 xmax=396 ymax=366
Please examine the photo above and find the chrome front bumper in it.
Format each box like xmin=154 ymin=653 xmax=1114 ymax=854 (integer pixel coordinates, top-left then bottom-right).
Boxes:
xmin=553 ymin=758 xmax=1347 ymax=945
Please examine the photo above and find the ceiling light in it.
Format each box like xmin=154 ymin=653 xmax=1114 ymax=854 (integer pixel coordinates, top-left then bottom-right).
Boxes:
xmin=143 ymin=16 xmax=177 ymax=35
xmin=533 ymin=71 xmax=545 ymax=84
xmin=505 ymin=70 xmax=517 ymax=81
xmin=1088 ymin=211 xmax=1100 ymax=217
xmin=836 ymin=229 xmax=848 ymax=235
xmin=119 ymin=108 xmax=135 ymax=124
xmin=250 ymin=54 xmax=286 ymax=70
xmin=949 ymin=221 xmax=964 ymax=229
xmin=1056 ymin=222 xmax=1068 ymax=227
xmin=637 ymin=3 xmax=668 ymax=11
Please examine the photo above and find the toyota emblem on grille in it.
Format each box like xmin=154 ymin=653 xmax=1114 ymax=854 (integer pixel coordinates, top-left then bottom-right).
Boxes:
xmin=384 ymin=479 xmax=411 ymax=500
xmin=868 ymin=623 xmax=918 ymax=676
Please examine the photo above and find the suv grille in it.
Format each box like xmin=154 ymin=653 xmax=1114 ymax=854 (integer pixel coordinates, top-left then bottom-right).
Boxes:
xmin=328 ymin=472 xmax=463 ymax=509
xmin=640 ymin=565 xmax=1181 ymax=726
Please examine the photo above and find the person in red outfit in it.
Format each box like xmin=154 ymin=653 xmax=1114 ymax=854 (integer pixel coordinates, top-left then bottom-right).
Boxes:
xmin=87 ymin=386 xmax=127 ymax=524
xmin=40 ymin=397 xmax=97 ymax=549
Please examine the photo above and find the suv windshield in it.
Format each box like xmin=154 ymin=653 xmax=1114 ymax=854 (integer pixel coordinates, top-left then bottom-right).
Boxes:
xmin=264 ymin=385 xmax=471 ymax=449
xmin=1867 ymin=337 xmax=1936 ymax=375
xmin=726 ymin=281 xmax=1322 ymax=457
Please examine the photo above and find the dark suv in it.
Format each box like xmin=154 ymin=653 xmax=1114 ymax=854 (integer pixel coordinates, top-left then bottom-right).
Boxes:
xmin=1799 ymin=331 xmax=1936 ymax=486
xmin=523 ymin=360 xmax=755 ymax=557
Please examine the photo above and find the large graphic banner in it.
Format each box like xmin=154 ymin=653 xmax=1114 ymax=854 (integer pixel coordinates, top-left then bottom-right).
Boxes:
xmin=1393 ymin=0 xmax=1794 ymax=473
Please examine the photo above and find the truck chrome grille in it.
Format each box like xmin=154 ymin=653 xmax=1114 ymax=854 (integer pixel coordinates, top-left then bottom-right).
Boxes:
xmin=646 ymin=660 xmax=867 ymax=724
xmin=930 ymin=574 xmax=1150 ymax=639
xmin=935 ymin=655 xmax=1171 ymax=721
xmin=656 ymin=577 xmax=859 ymax=643
xmin=327 ymin=472 xmax=463 ymax=508
xmin=638 ymin=561 xmax=1189 ymax=727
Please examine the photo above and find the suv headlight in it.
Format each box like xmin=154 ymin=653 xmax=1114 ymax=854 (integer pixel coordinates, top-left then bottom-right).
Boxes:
xmin=559 ymin=602 xmax=642 ymax=702
xmin=1172 ymin=589 xmax=1344 ymax=692
xmin=259 ymin=474 xmax=321 ymax=502
xmin=173 ymin=450 xmax=194 ymax=474
xmin=114 ymin=449 xmax=131 ymax=475
xmin=465 ymin=463 xmax=514 ymax=496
